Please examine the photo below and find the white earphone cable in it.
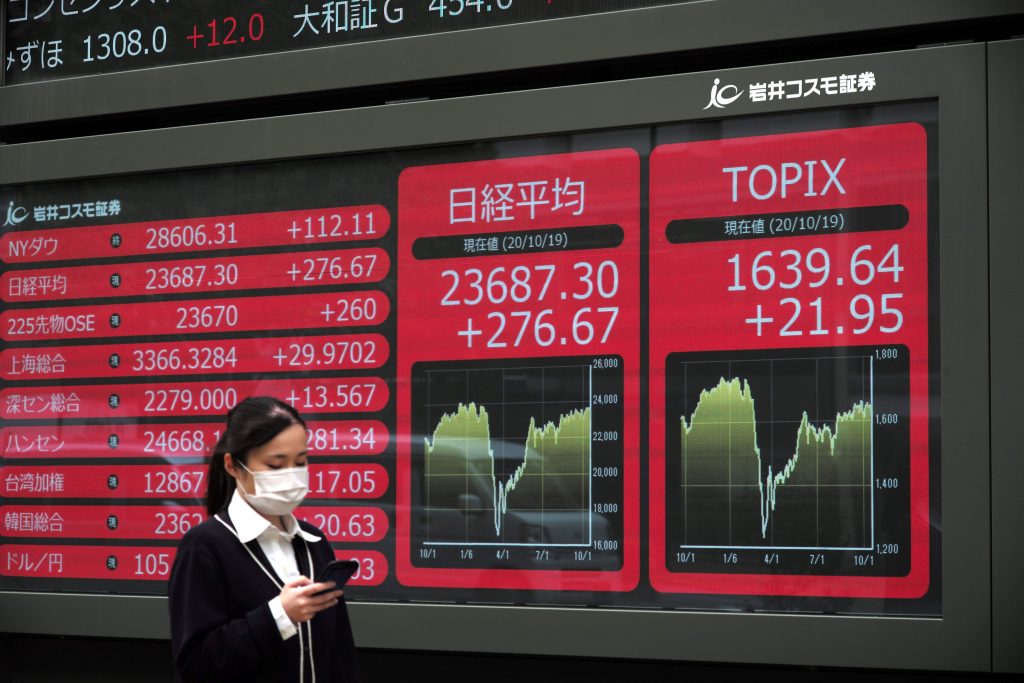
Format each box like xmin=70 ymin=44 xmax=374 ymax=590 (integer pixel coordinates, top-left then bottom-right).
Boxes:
xmin=215 ymin=514 xmax=319 ymax=682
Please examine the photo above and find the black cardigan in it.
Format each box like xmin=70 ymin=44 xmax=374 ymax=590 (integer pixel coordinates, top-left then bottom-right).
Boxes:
xmin=168 ymin=512 xmax=361 ymax=683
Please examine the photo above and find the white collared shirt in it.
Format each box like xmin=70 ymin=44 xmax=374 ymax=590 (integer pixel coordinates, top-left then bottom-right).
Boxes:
xmin=227 ymin=489 xmax=321 ymax=640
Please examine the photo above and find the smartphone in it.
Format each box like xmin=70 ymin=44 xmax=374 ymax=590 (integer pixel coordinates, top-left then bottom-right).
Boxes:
xmin=315 ymin=559 xmax=360 ymax=587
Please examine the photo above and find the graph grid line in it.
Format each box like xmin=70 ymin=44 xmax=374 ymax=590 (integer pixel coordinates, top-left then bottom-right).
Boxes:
xmin=676 ymin=354 xmax=875 ymax=552
xmin=420 ymin=363 xmax=594 ymax=548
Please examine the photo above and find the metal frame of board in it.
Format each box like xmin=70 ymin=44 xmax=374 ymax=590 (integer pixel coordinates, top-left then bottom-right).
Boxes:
xmin=988 ymin=37 xmax=1024 ymax=676
xmin=0 ymin=0 xmax=1020 ymax=127
xmin=0 ymin=43 xmax=994 ymax=671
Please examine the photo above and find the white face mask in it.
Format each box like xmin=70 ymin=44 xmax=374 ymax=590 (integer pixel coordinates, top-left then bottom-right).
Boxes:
xmin=237 ymin=461 xmax=309 ymax=516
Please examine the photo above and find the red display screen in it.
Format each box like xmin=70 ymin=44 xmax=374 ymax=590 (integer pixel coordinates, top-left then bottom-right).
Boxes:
xmin=1 ymin=248 xmax=389 ymax=302
xmin=1 ymin=334 xmax=389 ymax=381
xmin=0 ymin=106 xmax=940 ymax=616
xmin=396 ymin=149 xmax=640 ymax=591
xmin=0 ymin=205 xmax=390 ymax=264
xmin=0 ymin=421 xmax=386 ymax=459
xmin=649 ymin=123 xmax=930 ymax=598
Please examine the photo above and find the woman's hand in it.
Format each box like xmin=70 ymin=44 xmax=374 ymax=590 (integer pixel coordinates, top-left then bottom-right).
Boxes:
xmin=279 ymin=576 xmax=343 ymax=624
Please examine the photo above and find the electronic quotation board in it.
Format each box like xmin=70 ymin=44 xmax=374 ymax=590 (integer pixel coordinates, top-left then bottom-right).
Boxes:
xmin=0 ymin=102 xmax=941 ymax=618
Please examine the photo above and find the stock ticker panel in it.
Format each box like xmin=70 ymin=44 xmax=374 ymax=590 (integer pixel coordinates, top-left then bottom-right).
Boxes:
xmin=395 ymin=150 xmax=640 ymax=591
xmin=0 ymin=158 xmax=399 ymax=592
xmin=4 ymin=0 xmax=684 ymax=84
xmin=0 ymin=109 xmax=940 ymax=614
xmin=649 ymin=122 xmax=935 ymax=603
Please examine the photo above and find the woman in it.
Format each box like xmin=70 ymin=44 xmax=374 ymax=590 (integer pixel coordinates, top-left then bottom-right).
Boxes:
xmin=169 ymin=396 xmax=361 ymax=683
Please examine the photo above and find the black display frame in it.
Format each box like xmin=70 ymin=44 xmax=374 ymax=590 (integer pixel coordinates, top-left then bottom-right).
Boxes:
xmin=0 ymin=0 xmax=1021 ymax=128
xmin=0 ymin=44 xmax=992 ymax=671
xmin=988 ymin=37 xmax=1024 ymax=676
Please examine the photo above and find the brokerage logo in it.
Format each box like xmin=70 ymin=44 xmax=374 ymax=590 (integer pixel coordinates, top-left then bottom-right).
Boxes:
xmin=3 ymin=201 xmax=28 ymax=227
xmin=704 ymin=78 xmax=744 ymax=110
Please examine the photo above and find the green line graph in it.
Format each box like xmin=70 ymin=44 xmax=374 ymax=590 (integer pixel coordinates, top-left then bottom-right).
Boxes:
xmin=671 ymin=351 xmax=877 ymax=551
xmin=681 ymin=377 xmax=872 ymax=541
xmin=425 ymin=402 xmax=591 ymax=537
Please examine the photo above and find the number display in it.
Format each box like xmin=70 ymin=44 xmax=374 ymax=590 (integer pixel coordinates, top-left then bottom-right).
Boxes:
xmin=307 ymin=465 xmax=389 ymax=499
xmin=298 ymin=507 xmax=389 ymax=543
xmin=84 ymin=27 xmax=168 ymax=63
xmin=133 ymin=552 xmax=172 ymax=577
xmin=0 ymin=465 xmax=208 ymax=498
xmin=274 ymin=337 xmax=386 ymax=369
xmin=305 ymin=421 xmax=388 ymax=455
xmin=0 ymin=335 xmax=388 ymax=380
xmin=144 ymin=387 xmax=238 ymax=413
xmin=0 ymin=292 xmax=388 ymax=342
xmin=188 ymin=15 xmax=265 ymax=49
xmin=0 ymin=379 xmax=387 ymax=419
xmin=289 ymin=252 xmax=385 ymax=284
xmin=154 ymin=510 xmax=205 ymax=535
xmin=146 ymin=222 xmax=237 ymax=250
xmin=133 ymin=346 xmax=238 ymax=372
xmin=440 ymin=261 xmax=618 ymax=306
xmin=332 ymin=551 xmax=388 ymax=587
xmin=144 ymin=429 xmax=212 ymax=455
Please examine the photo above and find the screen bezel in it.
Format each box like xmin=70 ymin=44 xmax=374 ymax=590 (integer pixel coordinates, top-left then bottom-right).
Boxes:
xmin=0 ymin=1 xmax=1018 ymax=127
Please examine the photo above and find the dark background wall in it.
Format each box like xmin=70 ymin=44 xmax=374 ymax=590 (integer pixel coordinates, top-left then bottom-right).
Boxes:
xmin=0 ymin=635 xmax=1017 ymax=683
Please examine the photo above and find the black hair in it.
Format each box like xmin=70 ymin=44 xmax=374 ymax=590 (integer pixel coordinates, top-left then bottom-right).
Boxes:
xmin=205 ymin=396 xmax=307 ymax=516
